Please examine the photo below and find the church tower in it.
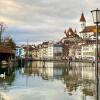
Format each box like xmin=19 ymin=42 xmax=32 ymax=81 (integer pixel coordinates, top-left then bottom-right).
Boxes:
xmin=80 ymin=13 xmax=86 ymax=32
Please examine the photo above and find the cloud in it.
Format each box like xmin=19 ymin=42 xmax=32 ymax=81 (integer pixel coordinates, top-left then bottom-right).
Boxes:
xmin=0 ymin=0 xmax=100 ymax=45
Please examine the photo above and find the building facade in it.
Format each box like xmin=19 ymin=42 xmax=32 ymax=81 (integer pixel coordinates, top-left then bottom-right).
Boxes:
xmin=32 ymin=42 xmax=63 ymax=60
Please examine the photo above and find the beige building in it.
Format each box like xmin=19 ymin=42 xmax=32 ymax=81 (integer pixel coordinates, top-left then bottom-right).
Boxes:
xmin=32 ymin=42 xmax=63 ymax=60
xmin=79 ymin=12 xmax=100 ymax=60
xmin=81 ymin=40 xmax=100 ymax=60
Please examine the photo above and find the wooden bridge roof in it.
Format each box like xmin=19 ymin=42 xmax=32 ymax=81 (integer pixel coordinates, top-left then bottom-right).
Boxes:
xmin=0 ymin=45 xmax=12 ymax=53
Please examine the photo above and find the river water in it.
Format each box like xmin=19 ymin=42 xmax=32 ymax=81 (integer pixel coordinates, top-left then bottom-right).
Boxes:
xmin=0 ymin=61 xmax=99 ymax=100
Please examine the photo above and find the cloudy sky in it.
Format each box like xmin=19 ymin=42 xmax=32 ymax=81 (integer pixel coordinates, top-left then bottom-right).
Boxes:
xmin=0 ymin=0 xmax=99 ymax=45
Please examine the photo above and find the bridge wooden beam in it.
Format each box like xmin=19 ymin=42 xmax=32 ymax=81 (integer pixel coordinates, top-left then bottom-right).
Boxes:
xmin=0 ymin=45 xmax=12 ymax=54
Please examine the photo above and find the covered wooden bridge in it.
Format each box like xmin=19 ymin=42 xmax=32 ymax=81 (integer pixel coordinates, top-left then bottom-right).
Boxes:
xmin=0 ymin=45 xmax=15 ymax=61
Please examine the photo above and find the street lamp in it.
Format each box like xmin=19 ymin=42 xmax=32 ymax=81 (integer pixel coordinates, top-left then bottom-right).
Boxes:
xmin=91 ymin=8 xmax=100 ymax=100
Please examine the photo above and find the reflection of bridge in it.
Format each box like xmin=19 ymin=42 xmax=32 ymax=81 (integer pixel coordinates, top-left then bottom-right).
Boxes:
xmin=0 ymin=45 xmax=15 ymax=61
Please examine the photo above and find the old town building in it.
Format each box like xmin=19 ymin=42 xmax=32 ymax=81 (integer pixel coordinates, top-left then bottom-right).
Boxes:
xmin=32 ymin=42 xmax=63 ymax=60
xmin=60 ymin=27 xmax=82 ymax=59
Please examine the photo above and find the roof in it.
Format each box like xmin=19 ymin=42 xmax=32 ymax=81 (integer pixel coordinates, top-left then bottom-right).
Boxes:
xmin=74 ymin=29 xmax=77 ymax=33
xmin=64 ymin=28 xmax=80 ymax=38
xmin=61 ymin=28 xmax=82 ymax=44
xmin=42 ymin=42 xmax=49 ymax=45
xmin=80 ymin=13 xmax=86 ymax=22
xmin=80 ymin=25 xmax=100 ymax=33
xmin=0 ymin=45 xmax=12 ymax=53
xmin=53 ymin=43 xmax=62 ymax=47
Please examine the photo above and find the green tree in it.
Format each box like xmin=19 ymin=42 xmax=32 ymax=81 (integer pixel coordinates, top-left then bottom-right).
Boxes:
xmin=3 ymin=38 xmax=16 ymax=50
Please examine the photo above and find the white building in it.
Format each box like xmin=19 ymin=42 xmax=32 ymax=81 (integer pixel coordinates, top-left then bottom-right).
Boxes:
xmin=79 ymin=12 xmax=100 ymax=40
xmin=79 ymin=13 xmax=95 ymax=39
xmin=79 ymin=12 xmax=100 ymax=60
xmin=16 ymin=46 xmax=25 ymax=58
xmin=34 ymin=42 xmax=63 ymax=60
xmin=81 ymin=43 xmax=96 ymax=60
xmin=47 ymin=43 xmax=63 ymax=60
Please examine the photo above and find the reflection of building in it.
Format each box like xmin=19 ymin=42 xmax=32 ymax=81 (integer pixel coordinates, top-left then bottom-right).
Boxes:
xmin=82 ymin=64 xmax=95 ymax=81
xmin=81 ymin=80 xmax=95 ymax=100
xmin=81 ymin=64 xmax=95 ymax=100
xmin=38 ymin=62 xmax=64 ymax=80
xmin=63 ymin=62 xmax=95 ymax=100
xmin=99 ymin=66 xmax=100 ymax=99
xmin=19 ymin=61 xmax=96 ymax=100
xmin=21 ymin=61 xmax=64 ymax=80
xmin=63 ymin=65 xmax=82 ymax=92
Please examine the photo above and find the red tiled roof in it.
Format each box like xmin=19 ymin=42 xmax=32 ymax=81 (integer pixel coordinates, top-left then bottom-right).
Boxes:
xmin=80 ymin=25 xmax=100 ymax=33
xmin=80 ymin=13 xmax=86 ymax=22
xmin=80 ymin=26 xmax=94 ymax=33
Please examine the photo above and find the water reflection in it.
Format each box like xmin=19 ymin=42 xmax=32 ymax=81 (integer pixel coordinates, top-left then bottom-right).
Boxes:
xmin=0 ymin=61 xmax=98 ymax=100
xmin=0 ymin=63 xmax=16 ymax=100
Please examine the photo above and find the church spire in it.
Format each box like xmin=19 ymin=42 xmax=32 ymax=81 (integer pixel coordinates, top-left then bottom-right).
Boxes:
xmin=79 ymin=12 xmax=86 ymax=32
xmin=80 ymin=13 xmax=86 ymax=22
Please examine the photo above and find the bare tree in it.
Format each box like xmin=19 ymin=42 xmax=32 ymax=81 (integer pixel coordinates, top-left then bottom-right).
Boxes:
xmin=0 ymin=22 xmax=6 ymax=43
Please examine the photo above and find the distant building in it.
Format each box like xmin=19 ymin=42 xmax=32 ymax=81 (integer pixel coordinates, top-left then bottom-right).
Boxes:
xmin=79 ymin=12 xmax=100 ymax=40
xmin=49 ymin=43 xmax=63 ymax=60
xmin=60 ymin=27 xmax=82 ymax=59
xmin=32 ymin=48 xmax=38 ymax=60
xmin=69 ymin=44 xmax=82 ymax=59
xmin=58 ymin=12 xmax=100 ymax=60
xmin=32 ymin=42 xmax=63 ymax=60
xmin=79 ymin=12 xmax=100 ymax=60
xmin=16 ymin=46 xmax=25 ymax=58
xmin=16 ymin=46 xmax=22 ymax=57
xmin=36 ymin=43 xmax=48 ymax=60
xmin=81 ymin=40 xmax=100 ymax=60
xmin=79 ymin=13 xmax=86 ymax=34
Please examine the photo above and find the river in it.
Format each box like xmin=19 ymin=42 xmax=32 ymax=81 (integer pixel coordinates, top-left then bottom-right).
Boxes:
xmin=0 ymin=61 xmax=99 ymax=100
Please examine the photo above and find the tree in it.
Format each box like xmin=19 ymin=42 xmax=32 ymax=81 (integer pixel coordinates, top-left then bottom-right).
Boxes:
xmin=3 ymin=37 xmax=16 ymax=50
xmin=0 ymin=22 xmax=6 ymax=43
xmin=6 ymin=38 xmax=16 ymax=49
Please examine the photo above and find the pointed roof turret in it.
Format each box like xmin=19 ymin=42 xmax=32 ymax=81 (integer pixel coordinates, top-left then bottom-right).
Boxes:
xmin=64 ymin=29 xmax=66 ymax=34
xmin=65 ymin=27 xmax=74 ymax=37
xmin=74 ymin=29 xmax=77 ymax=34
xmin=80 ymin=13 xmax=86 ymax=22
